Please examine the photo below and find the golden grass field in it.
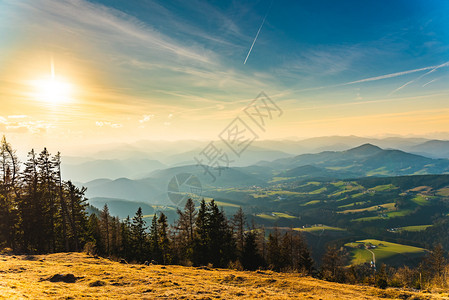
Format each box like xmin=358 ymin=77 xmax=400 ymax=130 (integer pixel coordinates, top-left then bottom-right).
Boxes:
xmin=0 ymin=253 xmax=447 ymax=299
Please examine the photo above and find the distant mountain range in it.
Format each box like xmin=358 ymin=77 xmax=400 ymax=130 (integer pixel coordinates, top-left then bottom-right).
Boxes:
xmin=78 ymin=142 xmax=449 ymax=211
xmin=259 ymin=143 xmax=449 ymax=177
xmin=62 ymin=136 xmax=449 ymax=182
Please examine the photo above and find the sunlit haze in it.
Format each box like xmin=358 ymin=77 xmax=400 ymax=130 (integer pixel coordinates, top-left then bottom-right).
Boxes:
xmin=1 ymin=0 xmax=449 ymax=154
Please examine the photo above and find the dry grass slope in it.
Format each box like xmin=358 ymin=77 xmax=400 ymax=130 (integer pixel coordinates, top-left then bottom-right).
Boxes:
xmin=0 ymin=253 xmax=446 ymax=299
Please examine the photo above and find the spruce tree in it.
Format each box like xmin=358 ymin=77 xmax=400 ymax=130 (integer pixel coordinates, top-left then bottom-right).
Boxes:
xmin=131 ymin=207 xmax=148 ymax=262
xmin=232 ymin=207 xmax=246 ymax=260
xmin=100 ymin=204 xmax=111 ymax=255
xmin=175 ymin=198 xmax=197 ymax=262
xmin=149 ymin=214 xmax=161 ymax=263
xmin=158 ymin=213 xmax=171 ymax=264
xmin=193 ymin=199 xmax=210 ymax=265
xmin=242 ymin=230 xmax=263 ymax=270
xmin=267 ymin=227 xmax=282 ymax=270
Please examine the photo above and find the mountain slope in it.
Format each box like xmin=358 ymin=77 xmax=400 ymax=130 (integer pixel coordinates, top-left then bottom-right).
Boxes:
xmin=259 ymin=143 xmax=449 ymax=177
xmin=0 ymin=252 xmax=437 ymax=300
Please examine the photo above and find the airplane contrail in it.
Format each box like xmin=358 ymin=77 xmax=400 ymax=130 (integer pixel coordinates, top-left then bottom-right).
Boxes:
xmin=389 ymin=61 xmax=449 ymax=95
xmin=244 ymin=1 xmax=273 ymax=64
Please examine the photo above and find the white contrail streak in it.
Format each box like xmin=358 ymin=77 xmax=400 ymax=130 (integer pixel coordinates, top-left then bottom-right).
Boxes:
xmin=244 ymin=1 xmax=273 ymax=64
xmin=422 ymin=78 xmax=439 ymax=87
xmin=389 ymin=61 xmax=449 ymax=95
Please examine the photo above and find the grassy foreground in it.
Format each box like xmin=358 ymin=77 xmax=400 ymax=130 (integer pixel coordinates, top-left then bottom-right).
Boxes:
xmin=0 ymin=253 xmax=446 ymax=299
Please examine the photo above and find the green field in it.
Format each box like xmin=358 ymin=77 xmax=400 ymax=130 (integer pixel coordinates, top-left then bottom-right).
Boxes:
xmin=256 ymin=212 xmax=297 ymax=220
xmin=340 ymin=202 xmax=395 ymax=214
xmin=329 ymin=182 xmax=364 ymax=197
xmin=437 ymin=187 xmax=449 ymax=196
xmin=309 ymin=187 xmax=328 ymax=194
xmin=268 ymin=177 xmax=291 ymax=183
xmin=294 ymin=225 xmax=345 ymax=232
xmin=411 ymin=195 xmax=432 ymax=206
xmin=302 ymin=200 xmax=321 ymax=206
xmin=338 ymin=201 xmax=366 ymax=209
xmin=398 ymin=225 xmax=432 ymax=232
xmin=345 ymin=239 xmax=426 ymax=266
xmin=353 ymin=208 xmax=413 ymax=222
xmin=369 ymin=184 xmax=397 ymax=192
xmin=366 ymin=167 xmax=389 ymax=176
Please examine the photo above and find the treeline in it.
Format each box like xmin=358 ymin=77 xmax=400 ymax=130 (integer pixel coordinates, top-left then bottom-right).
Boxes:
xmin=88 ymin=198 xmax=314 ymax=273
xmin=0 ymin=137 xmax=89 ymax=253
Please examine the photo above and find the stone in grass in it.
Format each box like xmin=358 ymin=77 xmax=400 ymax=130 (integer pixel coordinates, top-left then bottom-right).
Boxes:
xmin=49 ymin=274 xmax=78 ymax=283
xmin=89 ymin=280 xmax=107 ymax=287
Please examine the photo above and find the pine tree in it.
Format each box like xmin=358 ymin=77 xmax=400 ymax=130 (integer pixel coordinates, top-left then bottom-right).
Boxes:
xmin=120 ymin=216 xmax=132 ymax=259
xmin=87 ymin=213 xmax=104 ymax=255
xmin=232 ymin=207 xmax=246 ymax=259
xmin=131 ymin=207 xmax=148 ymax=262
xmin=100 ymin=204 xmax=111 ymax=255
xmin=175 ymin=198 xmax=197 ymax=262
xmin=0 ymin=136 xmax=19 ymax=250
xmin=65 ymin=181 xmax=88 ymax=251
xmin=293 ymin=232 xmax=314 ymax=274
xmin=19 ymin=149 xmax=41 ymax=252
xmin=193 ymin=199 xmax=209 ymax=266
xmin=242 ymin=230 xmax=263 ymax=270
xmin=37 ymin=148 xmax=58 ymax=252
xmin=149 ymin=214 xmax=161 ymax=263
xmin=267 ymin=227 xmax=282 ymax=270
xmin=158 ymin=213 xmax=171 ymax=264
xmin=52 ymin=152 xmax=71 ymax=252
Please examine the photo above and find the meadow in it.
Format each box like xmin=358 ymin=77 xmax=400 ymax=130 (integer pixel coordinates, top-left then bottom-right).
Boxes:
xmin=0 ymin=252 xmax=445 ymax=299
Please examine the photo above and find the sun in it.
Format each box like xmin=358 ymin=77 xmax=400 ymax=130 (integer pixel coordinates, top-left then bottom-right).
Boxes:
xmin=30 ymin=61 xmax=74 ymax=104
xmin=31 ymin=76 xmax=73 ymax=104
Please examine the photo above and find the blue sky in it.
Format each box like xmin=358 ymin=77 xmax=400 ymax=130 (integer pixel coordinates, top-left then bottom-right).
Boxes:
xmin=0 ymin=0 xmax=448 ymax=150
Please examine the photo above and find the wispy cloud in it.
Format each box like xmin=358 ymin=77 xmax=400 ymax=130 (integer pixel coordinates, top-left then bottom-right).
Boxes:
xmin=12 ymin=0 xmax=215 ymax=64
xmin=95 ymin=121 xmax=122 ymax=128
xmin=0 ymin=116 xmax=53 ymax=134
xmin=139 ymin=114 xmax=154 ymax=124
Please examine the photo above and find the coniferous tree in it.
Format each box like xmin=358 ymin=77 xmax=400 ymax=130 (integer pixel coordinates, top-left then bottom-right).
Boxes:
xmin=37 ymin=148 xmax=57 ymax=252
xmin=65 ymin=181 xmax=88 ymax=251
xmin=267 ymin=227 xmax=282 ymax=270
xmin=232 ymin=207 xmax=246 ymax=260
xmin=193 ymin=199 xmax=209 ymax=266
xmin=158 ymin=213 xmax=171 ymax=264
xmin=292 ymin=232 xmax=314 ymax=274
xmin=131 ymin=207 xmax=147 ymax=262
xmin=87 ymin=213 xmax=104 ymax=255
xmin=100 ymin=204 xmax=111 ymax=255
xmin=175 ymin=198 xmax=197 ymax=262
xmin=0 ymin=136 xmax=19 ymax=250
xmin=120 ymin=216 xmax=132 ymax=259
xmin=52 ymin=152 xmax=69 ymax=251
xmin=19 ymin=149 xmax=41 ymax=252
xmin=149 ymin=214 xmax=161 ymax=263
xmin=242 ymin=230 xmax=264 ymax=270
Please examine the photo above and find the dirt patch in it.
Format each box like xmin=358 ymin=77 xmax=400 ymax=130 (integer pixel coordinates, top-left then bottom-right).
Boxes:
xmin=45 ymin=274 xmax=79 ymax=283
xmin=88 ymin=280 xmax=107 ymax=287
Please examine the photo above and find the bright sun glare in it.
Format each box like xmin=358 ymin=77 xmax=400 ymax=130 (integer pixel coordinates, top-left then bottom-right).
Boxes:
xmin=31 ymin=61 xmax=73 ymax=104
